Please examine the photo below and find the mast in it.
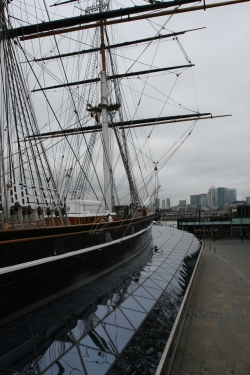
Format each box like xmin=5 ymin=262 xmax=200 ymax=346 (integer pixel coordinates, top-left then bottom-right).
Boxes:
xmin=0 ymin=118 xmax=8 ymax=226
xmin=99 ymin=4 xmax=113 ymax=211
xmin=0 ymin=1 xmax=9 ymax=225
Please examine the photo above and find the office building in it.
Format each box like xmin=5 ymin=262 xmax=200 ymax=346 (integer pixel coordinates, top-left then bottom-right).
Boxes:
xmin=228 ymin=188 xmax=237 ymax=203
xmin=216 ymin=187 xmax=237 ymax=207
xmin=162 ymin=199 xmax=166 ymax=209
xmin=208 ymin=186 xmax=218 ymax=206
xmin=207 ymin=192 xmax=213 ymax=207
xmin=166 ymin=198 xmax=170 ymax=209
xmin=155 ymin=198 xmax=160 ymax=210
xmin=217 ymin=187 xmax=228 ymax=208
xmin=190 ymin=195 xmax=199 ymax=207
xmin=179 ymin=200 xmax=186 ymax=207
xmin=199 ymin=194 xmax=207 ymax=207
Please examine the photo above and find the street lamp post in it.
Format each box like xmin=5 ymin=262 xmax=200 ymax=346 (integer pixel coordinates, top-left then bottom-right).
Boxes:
xmin=197 ymin=204 xmax=201 ymax=238
xmin=241 ymin=206 xmax=243 ymax=237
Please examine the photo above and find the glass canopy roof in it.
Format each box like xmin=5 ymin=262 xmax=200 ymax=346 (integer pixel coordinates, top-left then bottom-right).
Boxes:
xmin=0 ymin=226 xmax=201 ymax=375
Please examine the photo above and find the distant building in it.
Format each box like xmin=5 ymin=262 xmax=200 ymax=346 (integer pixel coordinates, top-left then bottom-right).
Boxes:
xmin=208 ymin=186 xmax=218 ymax=206
xmin=246 ymin=197 xmax=250 ymax=205
xmin=217 ymin=187 xmax=237 ymax=207
xmin=207 ymin=192 xmax=213 ymax=207
xmin=155 ymin=198 xmax=160 ymax=210
xmin=228 ymin=188 xmax=237 ymax=203
xmin=166 ymin=198 xmax=170 ymax=209
xmin=217 ymin=187 xmax=227 ymax=208
xmin=179 ymin=200 xmax=186 ymax=207
xmin=190 ymin=195 xmax=199 ymax=207
xmin=189 ymin=186 xmax=236 ymax=209
xmin=199 ymin=194 xmax=207 ymax=207
xmin=162 ymin=199 xmax=166 ymax=209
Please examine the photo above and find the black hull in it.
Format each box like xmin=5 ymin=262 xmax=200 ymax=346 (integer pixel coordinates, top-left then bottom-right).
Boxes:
xmin=0 ymin=215 xmax=153 ymax=326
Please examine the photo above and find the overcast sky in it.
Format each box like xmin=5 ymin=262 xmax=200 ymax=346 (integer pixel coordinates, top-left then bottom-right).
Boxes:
xmin=148 ymin=1 xmax=250 ymax=205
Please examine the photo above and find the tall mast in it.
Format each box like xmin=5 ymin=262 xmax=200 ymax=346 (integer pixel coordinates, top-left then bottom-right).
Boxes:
xmin=0 ymin=1 xmax=9 ymax=225
xmin=99 ymin=3 xmax=113 ymax=211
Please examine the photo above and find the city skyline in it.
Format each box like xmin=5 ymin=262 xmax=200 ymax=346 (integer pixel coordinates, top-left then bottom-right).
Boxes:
xmin=157 ymin=185 xmax=249 ymax=209
xmin=158 ymin=183 xmax=249 ymax=208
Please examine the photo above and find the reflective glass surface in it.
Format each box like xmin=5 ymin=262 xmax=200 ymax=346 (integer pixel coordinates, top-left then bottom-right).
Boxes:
xmin=0 ymin=226 xmax=201 ymax=375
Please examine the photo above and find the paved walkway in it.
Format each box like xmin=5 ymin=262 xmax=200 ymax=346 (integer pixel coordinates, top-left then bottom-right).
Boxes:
xmin=171 ymin=239 xmax=250 ymax=375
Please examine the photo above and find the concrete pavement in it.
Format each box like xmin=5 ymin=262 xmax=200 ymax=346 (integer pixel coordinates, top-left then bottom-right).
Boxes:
xmin=171 ymin=239 xmax=250 ymax=375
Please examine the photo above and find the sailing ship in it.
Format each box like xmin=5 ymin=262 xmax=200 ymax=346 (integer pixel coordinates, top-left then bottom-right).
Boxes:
xmin=0 ymin=0 xmax=244 ymax=323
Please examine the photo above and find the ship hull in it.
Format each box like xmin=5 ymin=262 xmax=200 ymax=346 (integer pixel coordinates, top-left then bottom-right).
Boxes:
xmin=0 ymin=215 xmax=153 ymax=326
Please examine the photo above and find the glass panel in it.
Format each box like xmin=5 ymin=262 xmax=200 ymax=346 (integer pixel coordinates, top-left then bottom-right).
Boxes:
xmin=112 ymin=332 xmax=156 ymax=375
xmin=42 ymin=362 xmax=69 ymax=375
xmin=29 ymin=316 xmax=62 ymax=336
xmin=93 ymin=305 xmax=113 ymax=321
xmin=165 ymin=259 xmax=181 ymax=266
xmin=66 ymin=319 xmax=99 ymax=342
xmin=35 ymin=320 xmax=70 ymax=342
xmin=43 ymin=345 xmax=86 ymax=375
xmin=32 ymin=305 xmax=61 ymax=320
xmin=142 ymin=279 xmax=163 ymax=290
xmin=0 ymin=318 xmax=31 ymax=338
xmin=108 ymin=358 xmax=126 ymax=375
xmin=75 ymin=286 xmax=102 ymax=304
xmin=79 ymin=345 xmax=116 ymax=375
xmin=0 ymin=340 xmax=37 ymax=373
xmin=157 ymin=266 xmax=175 ymax=276
xmin=169 ymin=277 xmax=184 ymax=294
xmin=153 ymin=271 xmax=172 ymax=283
xmin=165 ymin=291 xmax=182 ymax=312
xmin=120 ymin=308 xmax=147 ymax=329
xmin=139 ymin=270 xmax=154 ymax=277
xmin=91 ymin=279 xmax=113 ymax=293
xmin=103 ymin=308 xmax=134 ymax=330
xmin=150 ymin=272 xmax=168 ymax=282
xmin=64 ymin=305 xmax=93 ymax=320
xmin=143 ymin=286 xmax=163 ymax=299
xmin=120 ymin=296 xmax=146 ymax=312
xmin=133 ymin=276 xmax=147 ymax=285
xmin=106 ymin=293 xmax=126 ymax=307
xmin=155 ymin=292 xmax=178 ymax=323
xmin=143 ymin=264 xmax=159 ymax=272
xmin=150 ymin=261 xmax=164 ymax=266
xmin=56 ymin=295 xmax=87 ymax=317
xmin=147 ymin=278 xmax=168 ymax=290
xmin=36 ymin=339 xmax=73 ymax=372
xmin=132 ymin=296 xmax=156 ymax=313
xmin=102 ymin=324 xmax=134 ymax=353
xmin=133 ymin=286 xmax=156 ymax=300
xmin=0 ymin=336 xmax=30 ymax=358
xmin=126 ymin=282 xmax=139 ymax=294
xmin=79 ymin=324 xmax=116 ymax=354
